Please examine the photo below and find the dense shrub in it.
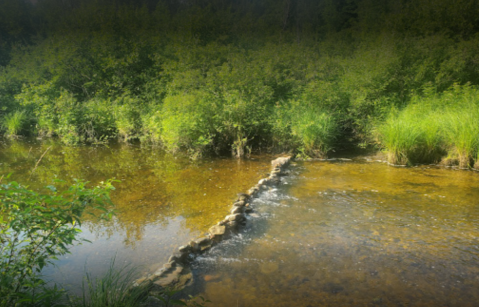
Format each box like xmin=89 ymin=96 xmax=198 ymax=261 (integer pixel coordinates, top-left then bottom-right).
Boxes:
xmin=1 ymin=0 xmax=479 ymax=159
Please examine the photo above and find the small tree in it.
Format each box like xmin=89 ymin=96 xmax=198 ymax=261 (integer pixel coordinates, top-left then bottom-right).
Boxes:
xmin=0 ymin=177 xmax=116 ymax=307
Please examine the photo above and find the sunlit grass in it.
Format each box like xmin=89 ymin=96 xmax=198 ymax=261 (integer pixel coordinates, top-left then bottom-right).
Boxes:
xmin=440 ymin=107 xmax=479 ymax=168
xmin=292 ymin=109 xmax=339 ymax=158
xmin=2 ymin=110 xmax=27 ymax=137
xmin=376 ymin=85 xmax=479 ymax=167
xmin=376 ymin=105 xmax=443 ymax=165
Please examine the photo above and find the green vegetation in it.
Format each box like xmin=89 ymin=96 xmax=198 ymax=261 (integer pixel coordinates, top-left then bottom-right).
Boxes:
xmin=0 ymin=177 xmax=115 ymax=306
xmin=376 ymin=85 xmax=479 ymax=167
xmin=0 ymin=176 xmax=210 ymax=306
xmin=1 ymin=0 xmax=479 ymax=163
xmin=1 ymin=110 xmax=28 ymax=137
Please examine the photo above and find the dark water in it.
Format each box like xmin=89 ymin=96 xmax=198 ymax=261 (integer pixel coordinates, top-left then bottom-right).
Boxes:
xmin=0 ymin=139 xmax=270 ymax=291
xmin=189 ymin=160 xmax=479 ymax=307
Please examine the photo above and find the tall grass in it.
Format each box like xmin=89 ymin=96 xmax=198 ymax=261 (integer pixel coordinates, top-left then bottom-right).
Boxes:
xmin=271 ymin=100 xmax=339 ymax=158
xmin=292 ymin=110 xmax=339 ymax=158
xmin=2 ymin=110 xmax=28 ymax=137
xmin=440 ymin=106 xmax=479 ymax=168
xmin=70 ymin=260 xmax=149 ymax=307
xmin=376 ymin=85 xmax=479 ymax=167
xmin=376 ymin=105 xmax=443 ymax=165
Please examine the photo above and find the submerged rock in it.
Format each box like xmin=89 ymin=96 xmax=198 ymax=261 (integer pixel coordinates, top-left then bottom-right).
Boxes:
xmin=150 ymin=264 xmax=193 ymax=293
xmin=209 ymin=225 xmax=226 ymax=236
xmin=233 ymin=200 xmax=246 ymax=207
xmin=271 ymin=156 xmax=291 ymax=169
xmin=237 ymin=193 xmax=250 ymax=201
xmin=178 ymin=245 xmax=191 ymax=253
xmin=226 ymin=213 xmax=245 ymax=222
xmin=231 ymin=206 xmax=245 ymax=214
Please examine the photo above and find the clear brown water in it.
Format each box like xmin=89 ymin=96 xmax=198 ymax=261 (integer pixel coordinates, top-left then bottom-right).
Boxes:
xmin=188 ymin=160 xmax=479 ymax=307
xmin=2 ymin=140 xmax=479 ymax=306
xmin=0 ymin=139 xmax=271 ymax=291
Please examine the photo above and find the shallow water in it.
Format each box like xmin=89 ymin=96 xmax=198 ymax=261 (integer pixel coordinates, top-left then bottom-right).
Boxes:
xmin=189 ymin=160 xmax=479 ymax=307
xmin=0 ymin=139 xmax=270 ymax=291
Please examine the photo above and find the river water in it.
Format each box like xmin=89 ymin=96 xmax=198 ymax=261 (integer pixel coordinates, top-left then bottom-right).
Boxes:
xmin=188 ymin=160 xmax=479 ymax=306
xmin=0 ymin=139 xmax=270 ymax=291
xmin=1 ymin=140 xmax=479 ymax=306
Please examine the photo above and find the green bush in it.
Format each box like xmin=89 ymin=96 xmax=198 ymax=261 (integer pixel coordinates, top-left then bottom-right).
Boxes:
xmin=439 ymin=86 xmax=479 ymax=168
xmin=113 ymin=95 xmax=143 ymax=142
xmin=83 ymin=98 xmax=117 ymax=143
xmin=55 ymin=91 xmax=85 ymax=145
xmin=16 ymin=82 xmax=61 ymax=137
xmin=140 ymin=104 xmax=162 ymax=144
xmin=376 ymin=103 xmax=443 ymax=165
xmin=271 ymin=100 xmax=339 ymax=158
xmin=290 ymin=102 xmax=339 ymax=158
xmin=160 ymin=93 xmax=215 ymax=159
xmin=0 ymin=177 xmax=115 ymax=307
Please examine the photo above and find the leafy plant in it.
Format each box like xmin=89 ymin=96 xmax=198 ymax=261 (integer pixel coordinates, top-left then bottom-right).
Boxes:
xmin=0 ymin=177 xmax=116 ymax=307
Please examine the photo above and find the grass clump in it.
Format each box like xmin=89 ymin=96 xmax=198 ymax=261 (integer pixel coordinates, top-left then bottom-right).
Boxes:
xmin=376 ymin=84 xmax=479 ymax=167
xmin=439 ymin=93 xmax=479 ymax=168
xmin=1 ymin=110 xmax=28 ymax=137
xmin=70 ymin=260 xmax=149 ymax=307
xmin=376 ymin=104 xmax=443 ymax=165
xmin=271 ymin=100 xmax=339 ymax=158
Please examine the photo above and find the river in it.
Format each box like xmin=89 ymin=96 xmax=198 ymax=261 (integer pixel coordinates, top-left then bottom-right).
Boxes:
xmin=1 ymin=139 xmax=479 ymax=306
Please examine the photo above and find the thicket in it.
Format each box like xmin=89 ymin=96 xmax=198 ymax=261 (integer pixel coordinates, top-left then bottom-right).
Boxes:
xmin=1 ymin=0 xmax=479 ymax=161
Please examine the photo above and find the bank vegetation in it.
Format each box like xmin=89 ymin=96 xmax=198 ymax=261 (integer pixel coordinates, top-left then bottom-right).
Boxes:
xmin=1 ymin=0 xmax=479 ymax=165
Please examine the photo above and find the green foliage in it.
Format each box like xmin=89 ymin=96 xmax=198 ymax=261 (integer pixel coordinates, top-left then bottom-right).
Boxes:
xmin=376 ymin=84 xmax=479 ymax=167
xmin=113 ymin=95 xmax=143 ymax=142
xmin=438 ymin=86 xmax=479 ymax=168
xmin=0 ymin=0 xmax=479 ymax=159
xmin=1 ymin=110 xmax=28 ymax=137
xmin=270 ymin=100 xmax=339 ymax=158
xmin=160 ymin=93 xmax=215 ymax=158
xmin=83 ymin=98 xmax=117 ymax=143
xmin=0 ymin=177 xmax=116 ymax=307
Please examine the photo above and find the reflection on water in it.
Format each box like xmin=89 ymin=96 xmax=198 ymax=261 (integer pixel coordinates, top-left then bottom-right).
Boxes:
xmin=0 ymin=139 xmax=270 ymax=292
xmin=190 ymin=161 xmax=479 ymax=306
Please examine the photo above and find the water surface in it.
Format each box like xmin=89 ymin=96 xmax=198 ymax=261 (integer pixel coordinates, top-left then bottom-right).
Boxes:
xmin=189 ymin=160 xmax=479 ymax=306
xmin=0 ymin=139 xmax=271 ymax=291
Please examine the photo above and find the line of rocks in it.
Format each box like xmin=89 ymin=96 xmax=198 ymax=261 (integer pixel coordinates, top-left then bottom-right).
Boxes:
xmin=133 ymin=156 xmax=292 ymax=295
